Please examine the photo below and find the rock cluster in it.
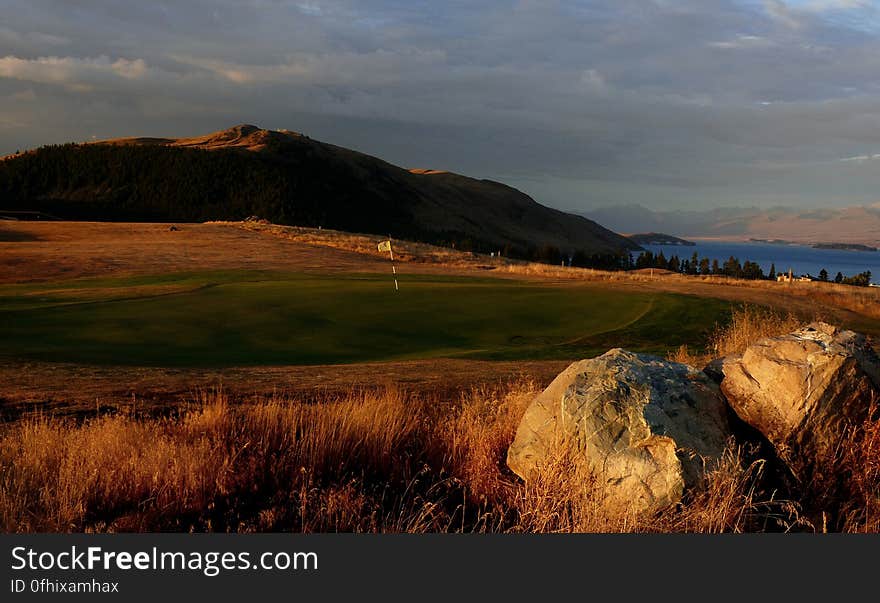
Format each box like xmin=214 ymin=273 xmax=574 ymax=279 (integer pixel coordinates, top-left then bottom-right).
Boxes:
xmin=507 ymin=323 xmax=880 ymax=514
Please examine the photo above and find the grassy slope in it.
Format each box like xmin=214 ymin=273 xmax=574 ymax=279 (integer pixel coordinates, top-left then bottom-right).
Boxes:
xmin=0 ymin=271 xmax=731 ymax=367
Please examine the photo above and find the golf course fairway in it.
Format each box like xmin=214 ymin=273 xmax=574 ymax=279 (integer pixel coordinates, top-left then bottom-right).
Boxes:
xmin=0 ymin=271 xmax=733 ymax=366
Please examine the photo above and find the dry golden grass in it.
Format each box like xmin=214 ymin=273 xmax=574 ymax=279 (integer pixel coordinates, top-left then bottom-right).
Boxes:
xmin=498 ymin=262 xmax=880 ymax=322
xmin=792 ymin=394 xmax=880 ymax=533
xmin=441 ymin=382 xmax=541 ymax=497
xmin=509 ymin=435 xmax=800 ymax=534
xmin=0 ymin=414 xmax=223 ymax=532
xmin=668 ymin=445 xmax=804 ymax=533
xmin=510 ymin=437 xmax=640 ymax=533
xmin=708 ymin=306 xmax=805 ymax=358
xmin=224 ymin=220 xmax=495 ymax=268
xmin=5 ymin=374 xmax=860 ymax=534
xmin=0 ymin=386 xmax=439 ymax=533
xmin=668 ymin=306 xmax=805 ymax=367
xmin=841 ymin=406 xmax=880 ymax=533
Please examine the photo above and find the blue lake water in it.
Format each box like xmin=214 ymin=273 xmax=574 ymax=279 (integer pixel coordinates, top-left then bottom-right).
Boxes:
xmin=635 ymin=240 xmax=879 ymax=283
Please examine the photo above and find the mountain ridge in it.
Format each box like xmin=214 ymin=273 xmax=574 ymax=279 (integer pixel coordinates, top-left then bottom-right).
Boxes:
xmin=0 ymin=125 xmax=639 ymax=265
xmin=583 ymin=204 xmax=880 ymax=247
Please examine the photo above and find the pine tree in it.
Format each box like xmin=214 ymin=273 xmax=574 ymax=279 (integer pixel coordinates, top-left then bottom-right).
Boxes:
xmin=699 ymin=257 xmax=710 ymax=275
xmin=656 ymin=250 xmax=667 ymax=269
xmin=687 ymin=252 xmax=699 ymax=275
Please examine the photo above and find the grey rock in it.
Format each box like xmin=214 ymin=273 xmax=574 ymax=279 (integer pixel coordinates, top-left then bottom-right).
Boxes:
xmin=720 ymin=322 xmax=880 ymax=482
xmin=507 ymin=349 xmax=732 ymax=514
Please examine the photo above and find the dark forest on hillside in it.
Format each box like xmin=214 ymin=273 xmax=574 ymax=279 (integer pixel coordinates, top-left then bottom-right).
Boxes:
xmin=1 ymin=143 xmax=415 ymax=232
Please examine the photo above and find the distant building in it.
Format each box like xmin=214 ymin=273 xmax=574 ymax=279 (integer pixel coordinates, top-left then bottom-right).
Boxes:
xmin=777 ymin=268 xmax=795 ymax=283
xmin=776 ymin=268 xmax=812 ymax=283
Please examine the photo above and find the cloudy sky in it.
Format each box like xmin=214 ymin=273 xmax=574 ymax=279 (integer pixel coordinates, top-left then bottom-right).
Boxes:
xmin=2 ymin=0 xmax=880 ymax=211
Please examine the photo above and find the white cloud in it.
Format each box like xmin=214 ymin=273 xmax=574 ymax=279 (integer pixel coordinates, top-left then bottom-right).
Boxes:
xmin=0 ymin=116 xmax=28 ymax=129
xmin=296 ymin=3 xmax=323 ymax=17
xmin=170 ymin=49 xmax=447 ymax=87
xmin=763 ymin=0 xmax=874 ymax=29
xmin=9 ymin=88 xmax=36 ymax=101
xmin=799 ymin=0 xmax=870 ymax=11
xmin=764 ymin=0 xmax=806 ymax=28
xmin=0 ymin=26 xmax=68 ymax=47
xmin=0 ymin=55 xmax=150 ymax=91
xmin=709 ymin=34 xmax=774 ymax=49
xmin=840 ymin=153 xmax=880 ymax=163
xmin=579 ymin=69 xmax=608 ymax=93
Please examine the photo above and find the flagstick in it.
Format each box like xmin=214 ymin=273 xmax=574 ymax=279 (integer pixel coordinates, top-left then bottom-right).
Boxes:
xmin=387 ymin=236 xmax=399 ymax=291
xmin=390 ymin=251 xmax=399 ymax=291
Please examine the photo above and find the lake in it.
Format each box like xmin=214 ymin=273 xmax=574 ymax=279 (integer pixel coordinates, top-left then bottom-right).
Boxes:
xmin=635 ymin=240 xmax=879 ymax=284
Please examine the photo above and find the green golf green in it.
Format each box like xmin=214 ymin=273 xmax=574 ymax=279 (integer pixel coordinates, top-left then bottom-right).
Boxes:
xmin=0 ymin=271 xmax=732 ymax=367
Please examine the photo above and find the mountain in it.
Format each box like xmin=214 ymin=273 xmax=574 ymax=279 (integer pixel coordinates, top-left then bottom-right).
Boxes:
xmin=583 ymin=204 xmax=880 ymax=247
xmin=0 ymin=124 xmax=638 ymax=263
xmin=626 ymin=233 xmax=695 ymax=246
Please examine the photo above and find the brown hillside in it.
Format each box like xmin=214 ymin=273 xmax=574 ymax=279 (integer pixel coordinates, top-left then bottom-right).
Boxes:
xmin=83 ymin=124 xmax=639 ymax=256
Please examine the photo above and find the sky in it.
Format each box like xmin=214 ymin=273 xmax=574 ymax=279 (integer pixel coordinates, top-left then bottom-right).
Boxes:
xmin=2 ymin=0 xmax=880 ymax=212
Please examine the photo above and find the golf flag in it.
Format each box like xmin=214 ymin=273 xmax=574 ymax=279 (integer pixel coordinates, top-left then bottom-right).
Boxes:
xmin=378 ymin=239 xmax=398 ymax=291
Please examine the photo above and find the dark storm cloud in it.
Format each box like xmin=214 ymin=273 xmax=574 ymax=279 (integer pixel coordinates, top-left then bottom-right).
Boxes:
xmin=2 ymin=0 xmax=880 ymax=209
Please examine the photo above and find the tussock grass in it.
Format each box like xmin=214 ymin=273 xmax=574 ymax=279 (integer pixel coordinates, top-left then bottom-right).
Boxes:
xmin=708 ymin=306 xmax=805 ymax=358
xmin=841 ymin=406 xmax=880 ymax=533
xmin=805 ymin=395 xmax=880 ymax=533
xmin=669 ymin=306 xmax=805 ymax=367
xmin=226 ymin=221 xmax=488 ymax=267
xmin=508 ymin=437 xmax=797 ymax=533
xmin=0 ymin=414 xmax=223 ymax=532
xmin=0 ymin=387 xmax=437 ymax=533
xmin=510 ymin=437 xmax=638 ymax=533
xmin=0 ymin=378 xmax=840 ymax=534
xmin=500 ymin=263 xmax=880 ymax=321
xmin=667 ymin=445 xmax=801 ymax=533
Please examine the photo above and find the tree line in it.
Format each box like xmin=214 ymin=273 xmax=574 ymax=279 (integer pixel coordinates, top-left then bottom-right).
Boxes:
xmin=634 ymin=250 xmax=767 ymax=279
xmin=633 ymin=250 xmax=874 ymax=286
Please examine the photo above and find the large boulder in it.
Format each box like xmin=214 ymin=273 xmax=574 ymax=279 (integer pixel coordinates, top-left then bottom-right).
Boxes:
xmin=507 ymin=349 xmax=733 ymax=514
xmin=720 ymin=322 xmax=880 ymax=482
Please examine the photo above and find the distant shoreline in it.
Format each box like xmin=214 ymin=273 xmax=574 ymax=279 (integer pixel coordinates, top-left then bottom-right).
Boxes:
xmin=813 ymin=242 xmax=878 ymax=252
xmin=653 ymin=236 xmax=880 ymax=250
xmin=625 ymin=232 xmax=695 ymax=246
